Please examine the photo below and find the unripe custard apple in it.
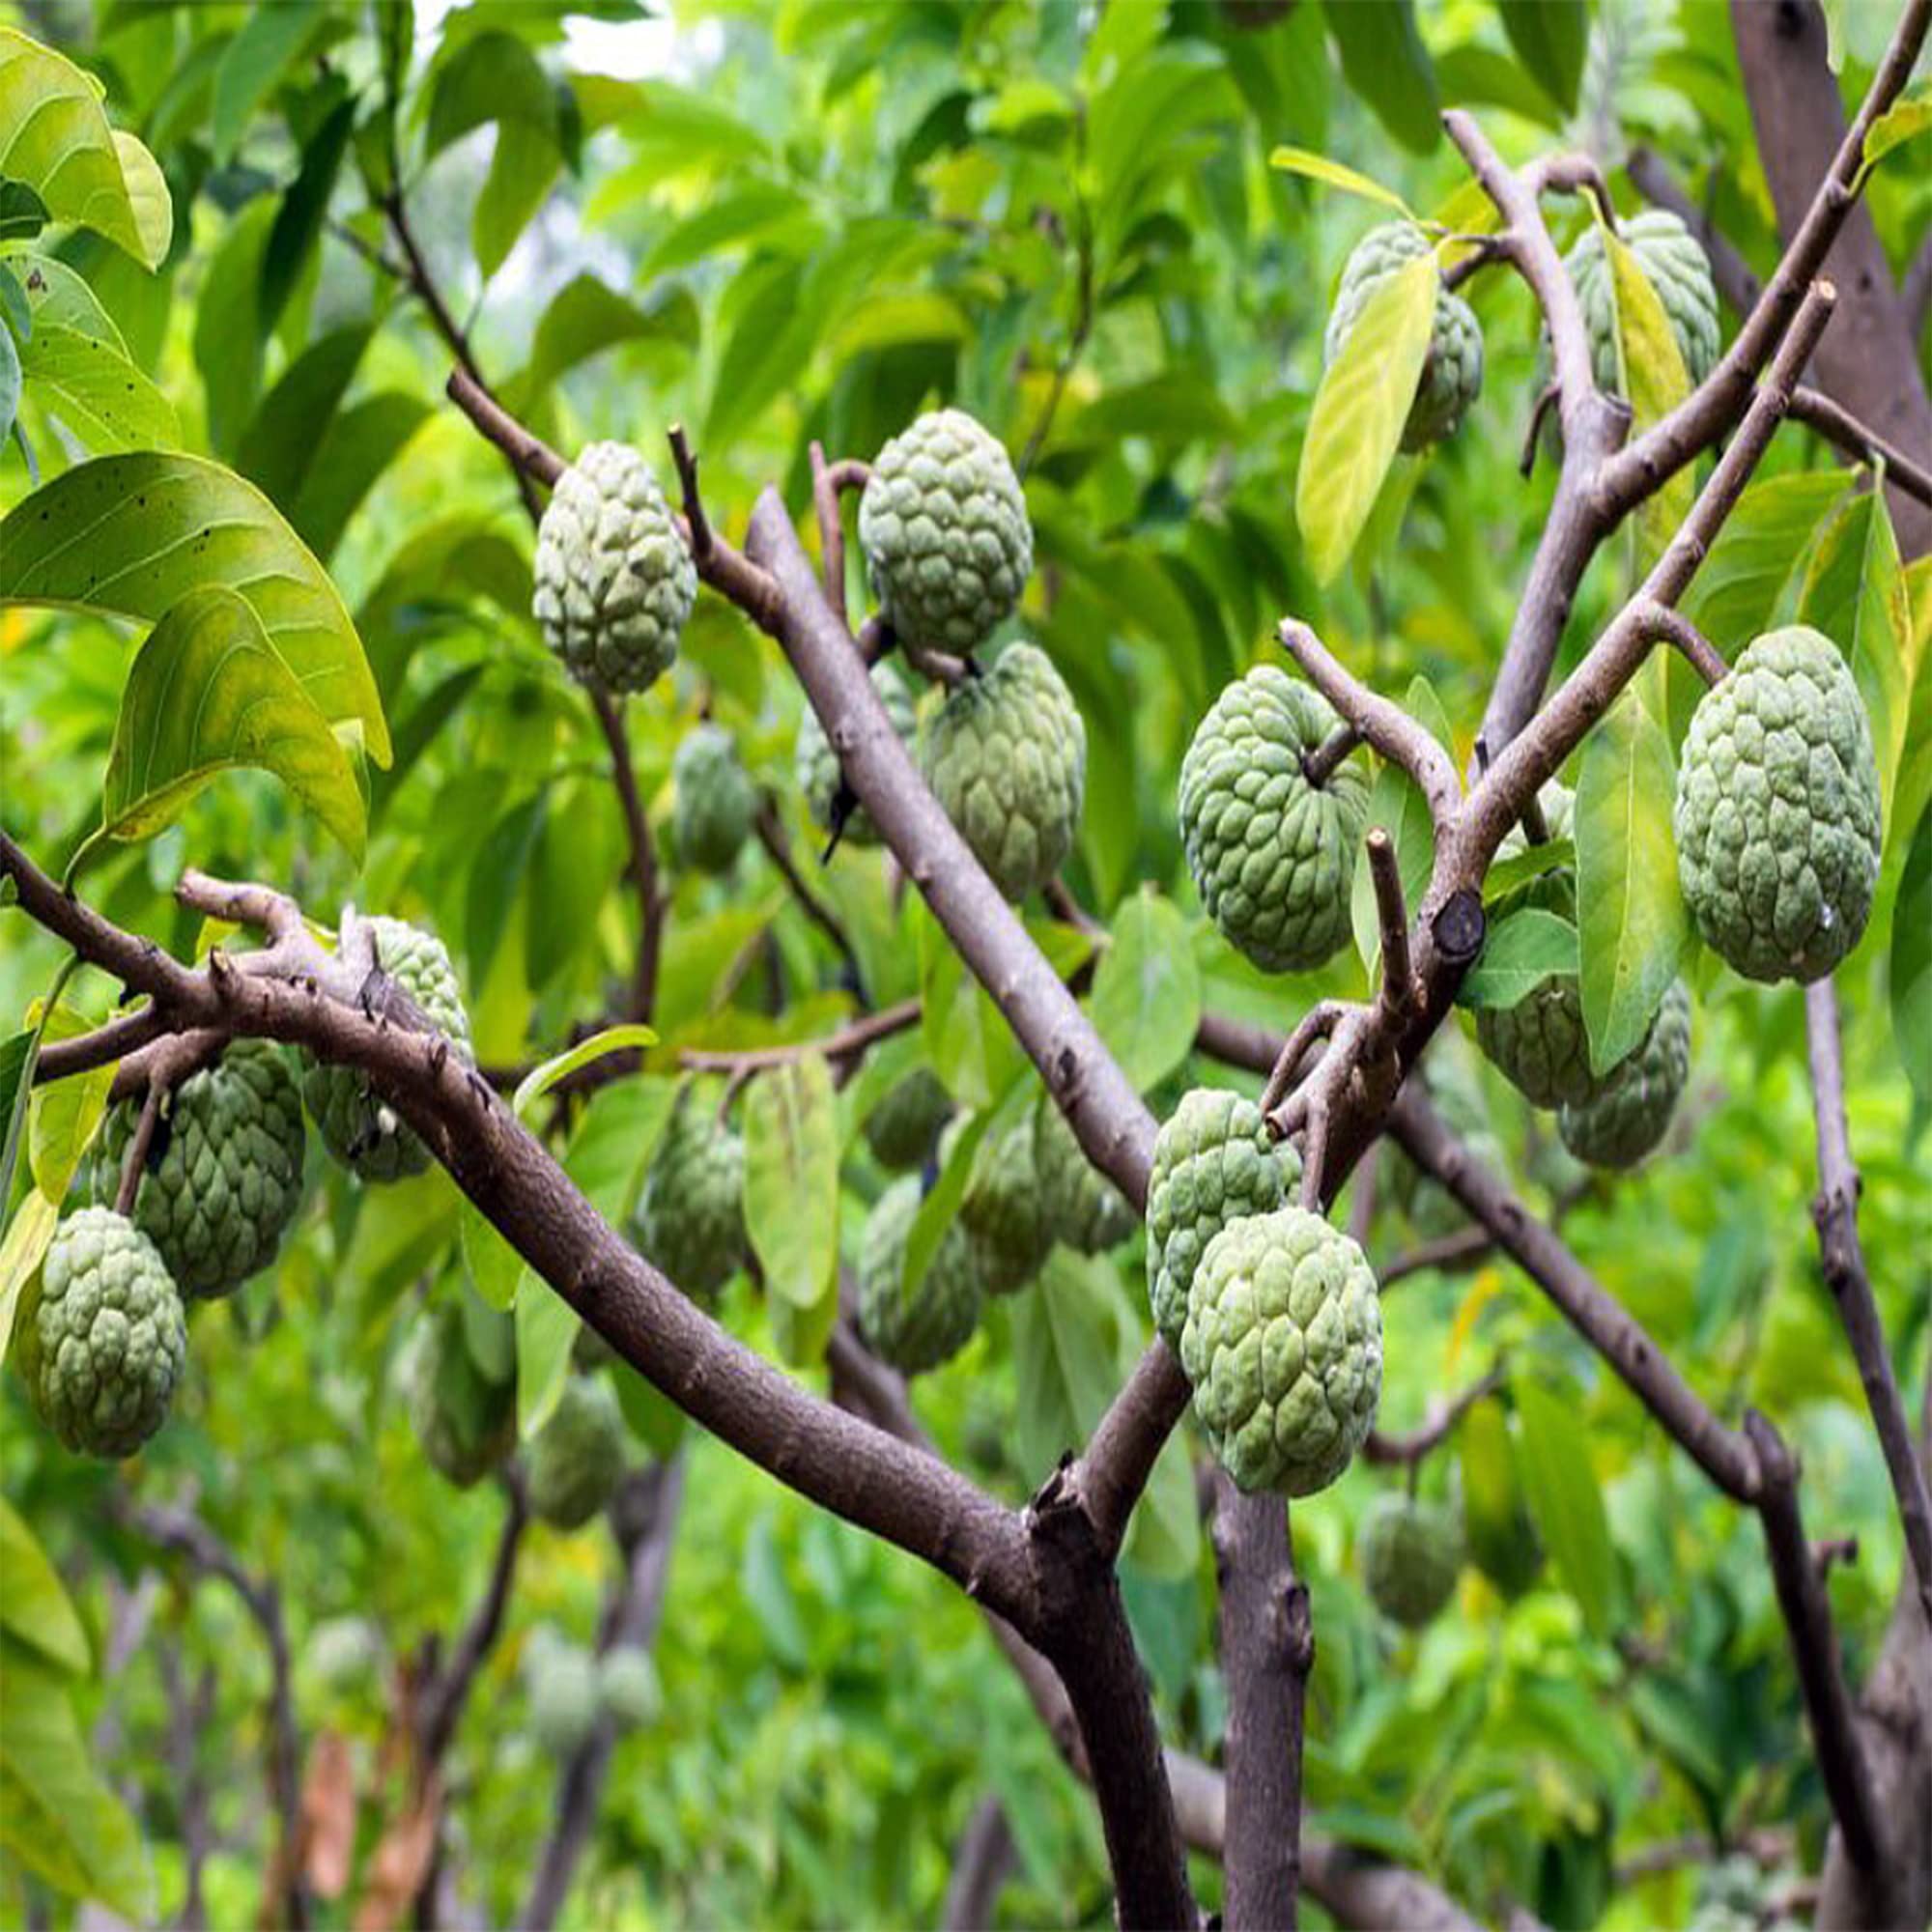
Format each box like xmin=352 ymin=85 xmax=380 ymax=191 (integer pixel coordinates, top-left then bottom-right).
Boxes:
xmin=1179 ymin=667 xmax=1368 ymax=972
xmin=671 ymin=722 xmax=756 ymax=874
xmin=1033 ymin=1100 xmax=1136 ymax=1256
xmin=1359 ymin=1492 xmax=1465 ymax=1628
xmin=1674 ymin=626 xmax=1881 ymax=983
xmin=859 ymin=408 xmax=1033 ymax=652
xmin=303 ymin=917 xmax=471 ymax=1182
xmin=407 ymin=1299 xmax=517 ymax=1490
xmin=956 ymin=1111 xmax=1052 ymax=1295
xmin=1324 ymin=222 xmax=1484 ymax=450
xmin=1146 ymin=1088 xmax=1302 ymax=1352
xmin=795 ymin=660 xmax=918 ymax=849
xmin=526 ymin=1641 xmax=601 ymax=1757
xmin=632 ymin=1093 xmax=747 ymax=1303
xmin=526 ymin=1374 xmax=628 ymax=1530
xmin=89 ymin=1041 xmax=305 ymax=1299
xmin=18 ymin=1208 xmax=187 ymax=1459
xmin=857 ymin=1174 xmax=983 ymax=1376
xmin=863 ymin=1067 xmax=953 ymax=1172
xmin=923 ymin=643 xmax=1086 ymax=901
xmin=599 ymin=1646 xmax=663 ymax=1730
xmin=1563 ymin=210 xmax=1720 ymax=393
xmin=1558 ymin=979 xmax=1692 ymax=1169
xmin=1179 ymin=1208 xmax=1381 ymax=1497
xmin=532 ymin=441 xmax=696 ymax=695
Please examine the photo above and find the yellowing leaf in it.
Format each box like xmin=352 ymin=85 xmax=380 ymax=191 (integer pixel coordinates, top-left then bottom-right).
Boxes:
xmin=0 ymin=1190 xmax=58 ymax=1364
xmin=1604 ymin=229 xmax=1692 ymax=565
xmin=1268 ymin=146 xmax=1414 ymax=217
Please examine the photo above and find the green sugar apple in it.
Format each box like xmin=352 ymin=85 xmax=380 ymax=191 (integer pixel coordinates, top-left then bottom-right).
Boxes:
xmin=922 ymin=643 xmax=1086 ymax=901
xmin=407 ymin=1299 xmax=517 ymax=1490
xmin=1034 ymin=1101 xmax=1136 ymax=1256
xmin=1179 ymin=1208 xmax=1381 ymax=1497
xmin=526 ymin=1374 xmax=628 ymax=1530
xmin=532 ymin=441 xmax=696 ymax=694
xmin=599 ymin=1646 xmax=663 ymax=1730
xmin=633 ymin=1091 xmax=747 ymax=1303
xmin=303 ymin=917 xmax=471 ymax=1182
xmin=671 ymin=723 xmax=756 ymax=874
xmin=857 ymin=1174 xmax=983 ymax=1376
xmin=89 ymin=1041 xmax=304 ymax=1299
xmin=1674 ymin=627 xmax=1881 ymax=982
xmin=956 ymin=1111 xmax=1052 ymax=1295
xmin=795 ymin=661 xmax=918 ymax=849
xmin=1324 ymin=222 xmax=1484 ymax=450
xmin=1146 ymin=1088 xmax=1302 ymax=1351
xmin=18 ymin=1208 xmax=187 ymax=1459
xmin=1563 ymin=210 xmax=1720 ymax=394
xmin=1179 ymin=667 xmax=1368 ymax=972
xmin=859 ymin=409 xmax=1033 ymax=652
xmin=1559 ymin=980 xmax=1692 ymax=1169
xmin=863 ymin=1067 xmax=952 ymax=1172
xmin=526 ymin=1639 xmax=601 ymax=1757
xmin=1359 ymin=1492 xmax=1465 ymax=1628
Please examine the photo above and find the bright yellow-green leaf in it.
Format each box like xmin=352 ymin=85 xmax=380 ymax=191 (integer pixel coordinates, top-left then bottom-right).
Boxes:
xmin=1604 ymin=229 xmax=1693 ymax=566
xmin=1892 ymin=808 xmax=1932 ymax=1110
xmin=1860 ymin=85 xmax=1931 ymax=185
xmin=26 ymin=1009 xmax=115 ymax=1205
xmin=0 ymin=1499 xmax=90 ymax=1674
xmin=511 ymin=1024 xmax=658 ymax=1118
xmin=0 ymin=1190 xmax=58 ymax=1364
xmin=18 ymin=322 xmax=179 ymax=452
xmin=1268 ymin=146 xmax=1414 ymax=218
xmin=743 ymin=1055 xmax=839 ymax=1347
xmin=110 ymin=130 xmax=172 ymax=267
xmin=1295 ymin=247 xmax=1436 ymax=584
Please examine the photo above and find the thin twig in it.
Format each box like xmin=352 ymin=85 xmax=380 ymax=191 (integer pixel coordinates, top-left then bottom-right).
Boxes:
xmin=1788 ymin=386 xmax=1932 ymax=508
xmin=752 ymin=797 xmax=865 ymax=988
xmin=590 ymin=691 xmax=663 ymax=1024
xmin=1261 ymin=1004 xmax=1341 ymax=1119
xmin=679 ymin=999 xmax=921 ymax=1079
xmin=1366 ymin=830 xmax=1413 ymax=1021
xmin=1364 ymin=1367 xmax=1505 ymax=1465
xmin=113 ymin=1081 xmax=165 ymax=1216
xmin=668 ymin=423 xmax=713 ymax=564
xmin=1300 ymin=723 xmax=1362 ymax=789
xmin=1634 ymin=601 xmax=1729 ymax=687
xmin=444 ymin=367 xmax=566 ymax=488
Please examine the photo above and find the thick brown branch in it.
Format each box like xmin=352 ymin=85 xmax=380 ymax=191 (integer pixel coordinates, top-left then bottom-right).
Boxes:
xmin=34 ymin=1005 xmax=168 ymax=1083
xmin=1635 ymin=601 xmax=1729 ymax=687
xmin=1367 ymin=830 xmax=1414 ymax=1021
xmin=809 ymin=440 xmax=847 ymax=621
xmin=942 ymin=1796 xmax=1016 ymax=1932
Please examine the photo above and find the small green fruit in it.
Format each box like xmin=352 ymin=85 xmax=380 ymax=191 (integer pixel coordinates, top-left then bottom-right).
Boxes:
xmin=526 ymin=1375 xmax=628 ymax=1530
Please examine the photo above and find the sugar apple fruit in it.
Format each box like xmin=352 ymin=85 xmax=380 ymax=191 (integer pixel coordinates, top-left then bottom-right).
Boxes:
xmin=956 ymin=1111 xmax=1052 ymax=1295
xmin=1034 ymin=1101 xmax=1135 ymax=1256
xmin=88 ymin=1041 xmax=305 ymax=1299
xmin=859 ymin=409 xmax=1033 ymax=653
xmin=526 ymin=1374 xmax=628 ymax=1530
xmin=1559 ymin=980 xmax=1692 ymax=1169
xmin=1674 ymin=626 xmax=1881 ymax=983
xmin=633 ymin=1091 xmax=747 ymax=1303
xmin=17 ymin=1208 xmax=187 ymax=1459
xmin=1358 ymin=1492 xmax=1465 ymax=1628
xmin=1179 ymin=667 xmax=1368 ymax=972
xmin=1563 ymin=210 xmax=1720 ymax=394
xmin=303 ymin=917 xmax=471 ymax=1182
xmin=857 ymin=1174 xmax=983 ymax=1376
xmin=599 ymin=1646 xmax=663 ymax=1730
xmin=526 ymin=1640 xmax=601 ymax=1757
xmin=1146 ymin=1088 xmax=1302 ymax=1352
xmin=531 ymin=441 xmax=696 ymax=695
xmin=795 ymin=661 xmax=917 ymax=849
xmin=671 ymin=723 xmax=756 ymax=874
xmin=863 ymin=1067 xmax=952 ymax=1171
xmin=1179 ymin=1208 xmax=1382 ymax=1497
xmin=407 ymin=1299 xmax=516 ymax=1490
xmin=923 ymin=643 xmax=1086 ymax=901
xmin=1324 ymin=222 xmax=1484 ymax=450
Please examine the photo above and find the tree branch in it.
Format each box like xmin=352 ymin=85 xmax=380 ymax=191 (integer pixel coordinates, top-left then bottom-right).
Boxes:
xmin=943 ymin=1797 xmax=1017 ymax=1932
xmin=589 ymin=691 xmax=663 ymax=1023
xmin=680 ymin=997 xmax=919 ymax=1081
xmin=752 ymin=796 xmax=865 ymax=990
xmin=1787 ymin=386 xmax=1932 ymax=509
xmin=415 ymin=1473 xmax=528 ymax=1768
xmin=1364 ymin=1367 xmax=1506 ymax=1465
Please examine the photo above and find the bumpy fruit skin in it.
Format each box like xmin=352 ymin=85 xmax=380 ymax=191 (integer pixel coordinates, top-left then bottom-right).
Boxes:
xmin=633 ymin=1094 xmax=747 ymax=1303
xmin=531 ymin=441 xmax=696 ymax=694
xmin=923 ymin=643 xmax=1086 ymax=901
xmin=18 ymin=1208 xmax=186 ymax=1459
xmin=1564 ymin=210 xmax=1720 ymax=393
xmin=859 ymin=409 xmax=1033 ymax=652
xmin=863 ymin=1067 xmax=952 ymax=1172
xmin=1179 ymin=1208 xmax=1381 ymax=1497
xmin=526 ymin=1375 xmax=627 ymax=1530
xmin=304 ymin=918 xmax=470 ymax=1182
xmin=1324 ymin=223 xmax=1484 ymax=450
xmin=1559 ymin=980 xmax=1691 ymax=1168
xmin=599 ymin=1647 xmax=663 ymax=1730
xmin=1675 ymin=627 xmax=1881 ymax=982
xmin=1146 ymin=1089 xmax=1301 ymax=1351
xmin=407 ymin=1301 xmax=516 ymax=1490
xmin=857 ymin=1175 xmax=983 ymax=1376
xmin=795 ymin=661 xmax=917 ymax=849
xmin=671 ymin=724 xmax=756 ymax=874
xmin=1034 ymin=1101 xmax=1135 ymax=1255
xmin=526 ymin=1642 xmax=601 ymax=1757
xmin=1179 ymin=668 xmax=1368 ymax=972
xmin=1359 ymin=1493 xmax=1464 ymax=1628
xmin=957 ymin=1112 xmax=1052 ymax=1295
xmin=89 ymin=1041 xmax=304 ymax=1299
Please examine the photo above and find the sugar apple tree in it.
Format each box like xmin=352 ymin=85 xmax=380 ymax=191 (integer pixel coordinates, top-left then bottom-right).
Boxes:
xmin=671 ymin=723 xmax=756 ymax=873
xmin=795 ymin=660 xmax=918 ymax=848
xmin=633 ymin=1090 xmax=748 ymax=1303
xmin=856 ymin=1175 xmax=983 ymax=1376
xmin=407 ymin=1299 xmax=517 ymax=1490
xmin=1563 ymin=210 xmax=1721 ymax=393
xmin=1358 ymin=1492 xmax=1466 ymax=1629
xmin=863 ymin=1067 xmax=953 ymax=1172
xmin=526 ymin=1375 xmax=629 ymax=1531
xmin=1559 ymin=980 xmax=1692 ymax=1169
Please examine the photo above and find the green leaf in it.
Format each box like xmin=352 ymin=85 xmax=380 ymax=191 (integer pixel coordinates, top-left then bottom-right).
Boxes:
xmin=1681 ymin=470 xmax=1848 ymax=651
xmin=17 ymin=322 xmax=178 ymax=452
xmin=13 ymin=252 xmax=124 ymax=350
xmin=474 ymin=113 xmax=560 ymax=279
xmin=192 ymin=197 xmax=275 ymax=457
xmin=901 ymin=1103 xmax=994 ymax=1302
xmin=0 ymin=450 xmax=389 ymax=763
xmin=110 ymin=130 xmax=171 ymax=270
xmin=1011 ymin=1249 xmax=1129 ymax=1479
xmin=0 ymin=957 xmax=77 ymax=1225
xmin=0 ymin=1192 xmax=59 ymax=1364
xmin=234 ymin=323 xmax=369 ymax=511
xmin=460 ymin=1196 xmax=523 ymax=1313
xmin=515 ymin=1276 xmax=578 ymax=1438
xmin=212 ymin=1 xmax=322 ymax=160
xmin=1350 ymin=673 xmax=1451 ymax=974
xmin=1798 ymin=488 xmax=1912 ymax=821
xmin=1891 ymin=808 xmax=1932 ymax=1110
xmin=1516 ymin=1377 xmax=1619 ymax=1638
xmin=0 ymin=178 xmax=48 ymax=243
xmin=1860 ymin=84 xmax=1931 ymax=185
xmin=1295 ymin=245 xmax=1436 ymax=583
xmin=1267 ymin=145 xmax=1413 ymax=217
xmin=27 ymin=1009 xmax=115 ymax=1203
xmin=1576 ymin=694 xmax=1685 ymax=1075
xmin=1320 ymin=0 xmax=1440 ymax=154
xmin=424 ymin=27 xmax=558 ymax=158
xmin=1603 ymin=227 xmax=1692 ymax=564
xmin=261 ymin=95 xmax=354 ymax=332
xmin=1089 ymin=888 xmax=1201 ymax=1093
xmin=1460 ymin=1396 xmax=1543 ymax=1598
xmin=288 ymin=391 xmax=433 ymax=562
xmin=918 ymin=903 xmax=1023 ymax=1109
xmin=512 ymin=270 xmax=697 ymax=407
xmin=87 ymin=584 xmax=364 ymax=864
xmin=0 ymin=1498 xmax=90 ymax=1674
xmin=1497 ymin=0 xmax=1587 ymax=113
xmin=1458 ymin=907 xmax=1577 ymax=1010
xmin=0 ymin=28 xmax=168 ymax=267
xmin=511 ymin=1026 xmax=658 ymax=1119
xmin=742 ymin=1055 xmax=839 ymax=1325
